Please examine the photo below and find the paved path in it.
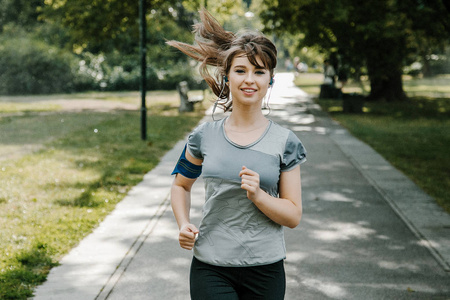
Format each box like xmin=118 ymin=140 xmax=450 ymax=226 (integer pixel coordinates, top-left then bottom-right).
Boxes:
xmin=33 ymin=73 xmax=449 ymax=300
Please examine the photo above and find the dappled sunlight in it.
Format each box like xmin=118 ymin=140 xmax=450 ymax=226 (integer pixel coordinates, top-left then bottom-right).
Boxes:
xmin=331 ymin=128 xmax=349 ymax=135
xmin=302 ymin=278 xmax=348 ymax=299
xmin=269 ymin=107 xmax=315 ymax=125
xmin=417 ymin=239 xmax=441 ymax=249
xmin=287 ymin=114 xmax=315 ymax=124
xmin=286 ymin=251 xmax=308 ymax=263
xmin=375 ymin=234 xmax=390 ymax=240
xmin=314 ymin=161 xmax=350 ymax=171
xmin=271 ymin=104 xmax=307 ymax=114
xmin=360 ymin=165 xmax=395 ymax=171
xmin=145 ymin=216 xmax=179 ymax=241
xmin=309 ymin=221 xmax=376 ymax=242
xmin=377 ymin=260 xmax=420 ymax=272
xmin=0 ymin=144 xmax=44 ymax=162
xmin=169 ymin=256 xmax=192 ymax=267
xmin=290 ymin=125 xmax=328 ymax=134
xmin=315 ymin=191 xmax=356 ymax=203
xmin=156 ymin=270 xmax=185 ymax=281
xmin=316 ymin=249 xmax=342 ymax=259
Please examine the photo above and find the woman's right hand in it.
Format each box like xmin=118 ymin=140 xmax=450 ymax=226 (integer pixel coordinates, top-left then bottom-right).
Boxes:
xmin=179 ymin=224 xmax=199 ymax=250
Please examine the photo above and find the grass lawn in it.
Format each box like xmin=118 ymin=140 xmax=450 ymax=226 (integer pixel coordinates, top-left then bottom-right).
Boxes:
xmin=294 ymin=74 xmax=450 ymax=214
xmin=0 ymin=91 xmax=208 ymax=299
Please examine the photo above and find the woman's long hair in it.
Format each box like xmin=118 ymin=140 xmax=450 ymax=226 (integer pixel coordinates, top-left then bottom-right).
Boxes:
xmin=167 ymin=9 xmax=277 ymax=111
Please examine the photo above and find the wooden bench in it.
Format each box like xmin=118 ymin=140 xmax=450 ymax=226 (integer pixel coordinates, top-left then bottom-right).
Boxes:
xmin=177 ymin=81 xmax=204 ymax=112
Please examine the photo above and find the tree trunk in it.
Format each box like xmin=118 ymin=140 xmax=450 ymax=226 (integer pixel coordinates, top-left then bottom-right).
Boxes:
xmin=365 ymin=51 xmax=407 ymax=102
xmin=368 ymin=69 xmax=406 ymax=102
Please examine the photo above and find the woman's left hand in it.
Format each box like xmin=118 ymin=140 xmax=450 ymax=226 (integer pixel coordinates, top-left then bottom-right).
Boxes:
xmin=239 ymin=166 xmax=262 ymax=202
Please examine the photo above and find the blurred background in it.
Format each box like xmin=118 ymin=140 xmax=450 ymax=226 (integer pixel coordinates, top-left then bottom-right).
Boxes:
xmin=0 ymin=0 xmax=448 ymax=97
xmin=0 ymin=1 xmax=449 ymax=299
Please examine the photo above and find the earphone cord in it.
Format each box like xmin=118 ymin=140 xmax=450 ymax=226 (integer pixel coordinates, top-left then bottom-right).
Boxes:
xmin=263 ymin=85 xmax=273 ymax=117
xmin=212 ymin=83 xmax=227 ymax=121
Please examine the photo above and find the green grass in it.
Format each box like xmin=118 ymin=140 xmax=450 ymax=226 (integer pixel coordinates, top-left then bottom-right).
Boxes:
xmin=0 ymin=90 xmax=185 ymax=113
xmin=0 ymin=102 xmax=62 ymax=113
xmin=295 ymin=73 xmax=450 ymax=213
xmin=317 ymin=98 xmax=449 ymax=213
xmin=0 ymin=93 xmax=206 ymax=299
xmin=403 ymin=75 xmax=450 ymax=98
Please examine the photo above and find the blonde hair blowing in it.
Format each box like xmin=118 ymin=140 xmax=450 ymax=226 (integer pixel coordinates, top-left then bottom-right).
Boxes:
xmin=167 ymin=9 xmax=277 ymax=111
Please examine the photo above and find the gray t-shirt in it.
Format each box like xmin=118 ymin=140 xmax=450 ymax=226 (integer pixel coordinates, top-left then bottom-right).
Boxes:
xmin=187 ymin=117 xmax=306 ymax=266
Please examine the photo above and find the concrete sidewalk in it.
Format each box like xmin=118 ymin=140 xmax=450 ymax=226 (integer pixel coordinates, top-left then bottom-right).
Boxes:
xmin=33 ymin=73 xmax=449 ymax=300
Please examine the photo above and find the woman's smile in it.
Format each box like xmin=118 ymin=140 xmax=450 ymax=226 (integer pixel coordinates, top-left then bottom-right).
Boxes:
xmin=241 ymin=87 xmax=257 ymax=96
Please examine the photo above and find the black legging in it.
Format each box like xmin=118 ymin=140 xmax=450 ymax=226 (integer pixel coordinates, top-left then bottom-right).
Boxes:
xmin=190 ymin=257 xmax=286 ymax=300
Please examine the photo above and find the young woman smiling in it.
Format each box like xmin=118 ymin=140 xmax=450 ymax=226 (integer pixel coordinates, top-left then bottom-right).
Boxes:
xmin=168 ymin=9 xmax=306 ymax=300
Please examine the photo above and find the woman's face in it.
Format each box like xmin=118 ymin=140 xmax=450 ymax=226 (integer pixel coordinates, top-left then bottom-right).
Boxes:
xmin=227 ymin=54 xmax=271 ymax=108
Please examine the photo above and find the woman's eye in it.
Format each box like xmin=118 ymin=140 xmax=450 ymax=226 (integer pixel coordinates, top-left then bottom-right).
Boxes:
xmin=235 ymin=69 xmax=245 ymax=73
xmin=256 ymin=71 xmax=266 ymax=75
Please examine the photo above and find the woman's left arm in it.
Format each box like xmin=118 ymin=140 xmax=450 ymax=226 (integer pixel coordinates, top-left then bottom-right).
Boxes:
xmin=239 ymin=165 xmax=302 ymax=228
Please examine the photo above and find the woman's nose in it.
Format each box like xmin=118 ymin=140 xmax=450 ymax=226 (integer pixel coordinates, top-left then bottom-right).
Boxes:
xmin=244 ymin=73 xmax=255 ymax=83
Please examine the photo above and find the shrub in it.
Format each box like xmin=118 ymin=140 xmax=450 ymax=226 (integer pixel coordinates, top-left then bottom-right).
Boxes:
xmin=73 ymin=53 xmax=198 ymax=92
xmin=0 ymin=36 xmax=76 ymax=95
xmin=0 ymin=37 xmax=205 ymax=95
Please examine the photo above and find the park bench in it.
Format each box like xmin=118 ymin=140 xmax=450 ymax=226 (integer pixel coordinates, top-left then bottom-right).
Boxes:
xmin=177 ymin=81 xmax=204 ymax=112
xmin=319 ymin=84 xmax=341 ymax=99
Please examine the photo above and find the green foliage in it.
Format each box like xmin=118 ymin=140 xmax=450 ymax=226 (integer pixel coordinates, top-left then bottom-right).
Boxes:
xmin=0 ymin=1 xmax=217 ymax=94
xmin=0 ymin=34 xmax=200 ymax=94
xmin=41 ymin=0 xmax=139 ymax=53
xmin=260 ymin=0 xmax=450 ymax=101
xmin=0 ymin=0 xmax=45 ymax=32
xmin=0 ymin=35 xmax=77 ymax=95
xmin=41 ymin=0 xmax=200 ymax=55
xmin=73 ymin=52 xmax=200 ymax=91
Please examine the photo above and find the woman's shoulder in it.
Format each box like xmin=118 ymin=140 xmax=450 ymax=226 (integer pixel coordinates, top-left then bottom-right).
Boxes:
xmin=268 ymin=120 xmax=295 ymax=136
xmin=268 ymin=120 xmax=304 ymax=146
xmin=190 ymin=118 xmax=224 ymax=136
xmin=200 ymin=119 xmax=222 ymax=130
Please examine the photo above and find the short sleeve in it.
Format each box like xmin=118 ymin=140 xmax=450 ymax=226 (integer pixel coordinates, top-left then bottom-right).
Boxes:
xmin=281 ymin=131 xmax=307 ymax=172
xmin=186 ymin=122 xmax=205 ymax=159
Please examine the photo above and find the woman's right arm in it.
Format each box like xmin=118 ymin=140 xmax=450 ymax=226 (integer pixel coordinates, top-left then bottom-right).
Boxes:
xmin=171 ymin=150 xmax=203 ymax=250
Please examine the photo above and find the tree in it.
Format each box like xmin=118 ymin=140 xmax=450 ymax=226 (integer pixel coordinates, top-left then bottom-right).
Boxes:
xmin=41 ymin=0 xmax=243 ymax=54
xmin=260 ymin=0 xmax=450 ymax=102
xmin=0 ymin=0 xmax=45 ymax=32
xmin=401 ymin=1 xmax=450 ymax=77
xmin=42 ymin=0 xmax=142 ymax=54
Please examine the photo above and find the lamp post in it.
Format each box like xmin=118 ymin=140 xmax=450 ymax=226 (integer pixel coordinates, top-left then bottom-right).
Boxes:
xmin=139 ymin=0 xmax=147 ymax=140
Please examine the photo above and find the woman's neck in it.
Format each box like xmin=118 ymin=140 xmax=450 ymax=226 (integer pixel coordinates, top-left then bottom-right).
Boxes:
xmin=226 ymin=108 xmax=267 ymax=132
xmin=224 ymin=108 xmax=269 ymax=146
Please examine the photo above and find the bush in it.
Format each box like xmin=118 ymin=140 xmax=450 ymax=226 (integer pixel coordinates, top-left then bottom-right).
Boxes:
xmin=0 ymin=37 xmax=205 ymax=95
xmin=0 ymin=36 xmax=76 ymax=95
xmin=73 ymin=53 xmax=199 ymax=92
xmin=155 ymin=63 xmax=202 ymax=90
xmin=103 ymin=65 xmax=159 ymax=91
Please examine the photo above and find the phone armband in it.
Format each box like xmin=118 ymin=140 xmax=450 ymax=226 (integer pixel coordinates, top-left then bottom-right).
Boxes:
xmin=171 ymin=145 xmax=202 ymax=179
